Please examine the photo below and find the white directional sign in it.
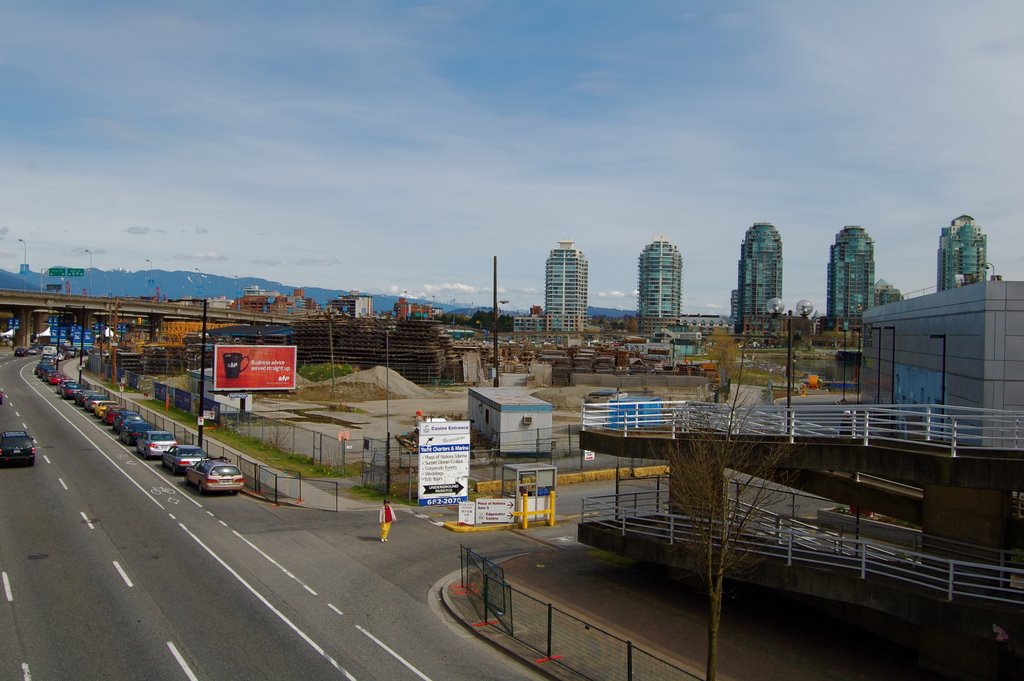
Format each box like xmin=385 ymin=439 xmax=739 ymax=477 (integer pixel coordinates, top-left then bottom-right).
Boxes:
xmin=417 ymin=420 xmax=470 ymax=507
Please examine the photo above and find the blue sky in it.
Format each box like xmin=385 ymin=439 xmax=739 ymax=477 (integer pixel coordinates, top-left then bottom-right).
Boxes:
xmin=2 ymin=1 xmax=1022 ymax=312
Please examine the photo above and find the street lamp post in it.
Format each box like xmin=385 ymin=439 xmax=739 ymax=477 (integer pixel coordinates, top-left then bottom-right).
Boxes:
xmin=767 ymin=298 xmax=814 ymax=411
xmin=85 ymin=249 xmax=93 ymax=295
xmin=17 ymin=238 xmax=27 ymax=289
xmin=384 ymin=323 xmax=393 ymax=494
xmin=930 ymin=333 xmax=947 ymax=405
xmin=198 ymin=298 xmax=208 ymax=448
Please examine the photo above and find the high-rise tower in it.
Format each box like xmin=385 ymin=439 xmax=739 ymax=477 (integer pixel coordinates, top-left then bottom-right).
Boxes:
xmin=544 ymin=240 xmax=589 ymax=332
xmin=734 ymin=222 xmax=783 ymax=334
xmin=937 ymin=215 xmax=987 ymax=291
xmin=637 ymin=235 xmax=683 ymax=335
xmin=826 ymin=226 xmax=875 ymax=330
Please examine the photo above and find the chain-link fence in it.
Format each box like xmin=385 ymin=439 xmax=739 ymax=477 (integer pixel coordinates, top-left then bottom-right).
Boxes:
xmin=460 ymin=546 xmax=699 ymax=681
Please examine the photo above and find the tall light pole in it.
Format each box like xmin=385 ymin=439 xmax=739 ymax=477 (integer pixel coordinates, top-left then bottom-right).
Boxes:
xmin=85 ymin=249 xmax=93 ymax=296
xmin=384 ymin=322 xmax=394 ymax=494
xmin=198 ymin=298 xmax=209 ymax=449
xmin=17 ymin=238 xmax=27 ymax=289
xmin=767 ymin=298 xmax=814 ymax=411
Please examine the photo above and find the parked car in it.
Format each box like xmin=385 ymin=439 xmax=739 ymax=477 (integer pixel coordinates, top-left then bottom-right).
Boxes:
xmin=14 ymin=347 xmax=28 ymax=357
xmin=93 ymin=401 xmax=120 ymax=419
xmin=103 ymin=407 xmax=128 ymax=426
xmin=119 ymin=421 xmax=155 ymax=446
xmin=76 ymin=391 xmax=105 ymax=408
xmin=185 ymin=457 xmax=244 ymax=494
xmin=83 ymin=394 xmax=110 ymax=412
xmin=162 ymin=445 xmax=208 ymax=475
xmin=26 ymin=346 xmax=39 ymax=355
xmin=59 ymin=381 xmax=82 ymax=399
xmin=0 ymin=431 xmax=36 ymax=467
xmin=135 ymin=431 xmax=177 ymax=460
xmin=35 ymin=362 xmax=55 ymax=379
xmin=47 ymin=372 xmax=66 ymax=386
xmin=111 ymin=410 xmax=143 ymax=432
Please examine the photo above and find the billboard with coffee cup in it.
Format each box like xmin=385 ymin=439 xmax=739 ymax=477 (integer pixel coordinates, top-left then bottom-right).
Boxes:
xmin=213 ymin=345 xmax=297 ymax=391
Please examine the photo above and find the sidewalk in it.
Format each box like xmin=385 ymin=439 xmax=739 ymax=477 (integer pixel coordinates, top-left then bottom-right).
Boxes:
xmin=438 ymin=516 xmax=947 ymax=681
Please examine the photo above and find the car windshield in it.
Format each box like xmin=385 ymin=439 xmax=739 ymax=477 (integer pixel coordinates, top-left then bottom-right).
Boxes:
xmin=149 ymin=433 xmax=175 ymax=441
xmin=211 ymin=466 xmax=241 ymax=476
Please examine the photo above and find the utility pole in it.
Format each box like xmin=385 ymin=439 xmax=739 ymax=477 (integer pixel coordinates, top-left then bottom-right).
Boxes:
xmin=198 ymin=298 xmax=208 ymax=448
xmin=493 ymin=256 xmax=499 ymax=387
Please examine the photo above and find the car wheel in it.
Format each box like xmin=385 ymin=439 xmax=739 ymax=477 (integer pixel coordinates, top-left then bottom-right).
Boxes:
xmin=197 ymin=481 xmax=205 ymax=495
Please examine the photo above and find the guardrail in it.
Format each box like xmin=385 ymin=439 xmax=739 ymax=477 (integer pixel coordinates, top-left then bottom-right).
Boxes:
xmin=581 ymin=492 xmax=1024 ymax=608
xmin=581 ymin=401 xmax=1024 ymax=456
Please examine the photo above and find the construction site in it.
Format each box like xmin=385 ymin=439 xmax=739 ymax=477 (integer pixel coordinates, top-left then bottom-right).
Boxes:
xmin=99 ymin=316 xmax=719 ymax=392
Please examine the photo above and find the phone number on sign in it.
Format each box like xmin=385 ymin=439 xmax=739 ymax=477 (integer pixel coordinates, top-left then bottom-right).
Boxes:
xmin=420 ymin=497 xmax=467 ymax=506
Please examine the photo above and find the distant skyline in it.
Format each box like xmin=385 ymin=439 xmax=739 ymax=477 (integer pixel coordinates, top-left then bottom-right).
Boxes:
xmin=2 ymin=2 xmax=1022 ymax=312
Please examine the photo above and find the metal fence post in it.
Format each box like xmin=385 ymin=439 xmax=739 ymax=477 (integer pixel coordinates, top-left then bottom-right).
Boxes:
xmin=627 ymin=640 xmax=634 ymax=681
xmin=546 ymin=602 xmax=553 ymax=662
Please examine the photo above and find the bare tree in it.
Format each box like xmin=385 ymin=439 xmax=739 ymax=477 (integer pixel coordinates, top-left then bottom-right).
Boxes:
xmin=667 ymin=353 xmax=793 ymax=681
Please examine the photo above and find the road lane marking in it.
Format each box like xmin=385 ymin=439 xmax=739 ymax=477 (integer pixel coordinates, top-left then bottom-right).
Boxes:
xmin=113 ymin=561 xmax=134 ymax=587
xmin=43 ymin=455 xmax=51 ymax=464
xmin=21 ymin=662 xmax=31 ymax=681
xmin=218 ymin=520 xmax=228 ymax=527
xmin=58 ymin=478 xmax=68 ymax=490
xmin=356 ymin=625 xmax=433 ymax=681
xmin=167 ymin=642 xmax=199 ymax=681
xmin=230 ymin=530 xmax=318 ymax=595
xmin=179 ymin=523 xmax=356 ymax=680
xmin=328 ymin=603 xmax=343 ymax=615
xmin=80 ymin=511 xmax=95 ymax=530
xmin=3 ymin=571 xmax=12 ymax=601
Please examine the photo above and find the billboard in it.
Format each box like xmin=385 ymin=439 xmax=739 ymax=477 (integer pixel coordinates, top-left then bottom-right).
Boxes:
xmin=213 ymin=345 xmax=297 ymax=391
xmin=417 ymin=420 xmax=471 ymax=507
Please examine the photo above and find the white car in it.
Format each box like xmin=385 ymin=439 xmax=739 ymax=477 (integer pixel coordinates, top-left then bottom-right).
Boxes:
xmin=135 ymin=431 xmax=178 ymax=460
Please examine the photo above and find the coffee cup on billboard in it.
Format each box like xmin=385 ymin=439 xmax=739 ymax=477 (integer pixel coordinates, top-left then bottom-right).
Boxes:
xmin=223 ymin=352 xmax=250 ymax=380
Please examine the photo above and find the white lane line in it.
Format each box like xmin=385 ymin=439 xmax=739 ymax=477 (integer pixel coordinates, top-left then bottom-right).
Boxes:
xmin=218 ymin=520 xmax=228 ymax=527
xmin=166 ymin=642 xmax=200 ymax=681
xmin=80 ymin=511 xmax=95 ymax=530
xmin=355 ymin=625 xmax=433 ymax=681
xmin=179 ymin=523 xmax=356 ymax=680
xmin=231 ymin=530 xmax=318 ymax=595
xmin=21 ymin=662 xmax=31 ymax=681
xmin=327 ymin=603 xmax=343 ymax=616
xmin=113 ymin=561 xmax=134 ymax=588
xmin=58 ymin=478 xmax=68 ymax=490
xmin=206 ymin=511 xmax=215 ymax=517
xmin=3 ymin=571 xmax=12 ymax=601
xmin=43 ymin=455 xmax=51 ymax=465
xmin=169 ymin=513 xmax=177 ymax=520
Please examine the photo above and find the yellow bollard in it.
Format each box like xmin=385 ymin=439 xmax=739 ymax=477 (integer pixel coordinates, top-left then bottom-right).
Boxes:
xmin=548 ymin=489 xmax=556 ymax=526
xmin=521 ymin=492 xmax=529 ymax=530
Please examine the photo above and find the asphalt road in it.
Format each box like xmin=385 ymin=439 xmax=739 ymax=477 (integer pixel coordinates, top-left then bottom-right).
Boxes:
xmin=0 ymin=355 xmax=546 ymax=681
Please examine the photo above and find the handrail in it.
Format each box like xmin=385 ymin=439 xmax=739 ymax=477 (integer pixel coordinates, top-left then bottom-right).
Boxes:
xmin=582 ymin=493 xmax=1024 ymax=607
xmin=580 ymin=400 xmax=1024 ymax=453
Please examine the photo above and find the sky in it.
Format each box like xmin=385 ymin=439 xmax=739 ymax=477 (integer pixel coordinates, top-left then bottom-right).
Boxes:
xmin=1 ymin=1 xmax=1022 ymax=313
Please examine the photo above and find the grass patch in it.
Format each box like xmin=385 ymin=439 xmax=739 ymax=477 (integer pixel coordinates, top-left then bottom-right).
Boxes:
xmin=141 ymin=399 xmax=357 ymax=478
xmin=298 ymin=363 xmax=354 ymax=382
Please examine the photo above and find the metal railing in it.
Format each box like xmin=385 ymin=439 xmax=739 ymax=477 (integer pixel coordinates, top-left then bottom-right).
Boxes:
xmin=78 ymin=380 xmax=340 ymax=511
xmin=581 ymin=492 xmax=1024 ymax=608
xmin=460 ymin=546 xmax=699 ymax=681
xmin=581 ymin=400 xmax=1024 ymax=455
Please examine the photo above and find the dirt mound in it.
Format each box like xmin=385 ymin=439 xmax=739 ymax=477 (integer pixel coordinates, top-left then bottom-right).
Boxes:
xmin=530 ymin=386 xmax=596 ymax=411
xmin=322 ymin=366 xmax=433 ymax=399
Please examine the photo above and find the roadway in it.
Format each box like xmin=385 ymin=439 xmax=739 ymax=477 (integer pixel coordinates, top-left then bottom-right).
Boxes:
xmin=0 ymin=355 xmax=545 ymax=681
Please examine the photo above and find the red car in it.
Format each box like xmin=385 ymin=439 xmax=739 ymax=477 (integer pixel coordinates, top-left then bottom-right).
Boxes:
xmin=48 ymin=372 xmax=66 ymax=385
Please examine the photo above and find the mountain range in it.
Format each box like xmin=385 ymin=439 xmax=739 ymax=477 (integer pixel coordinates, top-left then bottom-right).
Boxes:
xmin=0 ymin=268 xmax=634 ymax=318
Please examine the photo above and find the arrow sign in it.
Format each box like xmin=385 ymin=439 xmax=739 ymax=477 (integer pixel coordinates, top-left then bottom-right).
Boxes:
xmin=422 ymin=481 xmax=465 ymax=496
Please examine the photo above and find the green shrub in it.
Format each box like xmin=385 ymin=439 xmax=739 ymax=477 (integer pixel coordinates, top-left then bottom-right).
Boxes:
xmin=298 ymin=363 xmax=354 ymax=382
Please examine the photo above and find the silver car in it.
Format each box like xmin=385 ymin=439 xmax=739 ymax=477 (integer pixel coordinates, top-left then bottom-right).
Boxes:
xmin=135 ymin=431 xmax=178 ymax=460
xmin=161 ymin=445 xmax=208 ymax=475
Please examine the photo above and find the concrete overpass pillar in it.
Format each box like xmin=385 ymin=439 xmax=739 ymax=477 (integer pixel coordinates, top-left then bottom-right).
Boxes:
xmin=921 ymin=484 xmax=1011 ymax=551
xmin=32 ymin=311 xmax=48 ymax=343
xmin=149 ymin=313 xmax=163 ymax=341
xmin=14 ymin=308 xmax=32 ymax=347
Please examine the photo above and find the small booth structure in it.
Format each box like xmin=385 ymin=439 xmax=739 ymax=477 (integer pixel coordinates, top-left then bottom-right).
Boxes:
xmin=468 ymin=387 xmax=554 ymax=454
xmin=501 ymin=463 xmax=556 ymax=528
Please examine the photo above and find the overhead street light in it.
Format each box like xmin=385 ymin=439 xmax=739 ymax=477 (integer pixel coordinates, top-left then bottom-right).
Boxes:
xmin=767 ymin=298 xmax=814 ymax=412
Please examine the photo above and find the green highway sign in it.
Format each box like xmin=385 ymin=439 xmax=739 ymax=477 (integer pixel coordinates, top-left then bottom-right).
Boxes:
xmin=46 ymin=267 xmax=85 ymax=277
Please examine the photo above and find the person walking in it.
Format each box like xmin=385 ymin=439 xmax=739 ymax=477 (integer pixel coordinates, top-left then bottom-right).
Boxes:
xmin=379 ymin=499 xmax=396 ymax=542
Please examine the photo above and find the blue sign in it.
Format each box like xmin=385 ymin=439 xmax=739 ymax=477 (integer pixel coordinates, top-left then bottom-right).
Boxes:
xmin=7 ymin=318 xmax=18 ymax=330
